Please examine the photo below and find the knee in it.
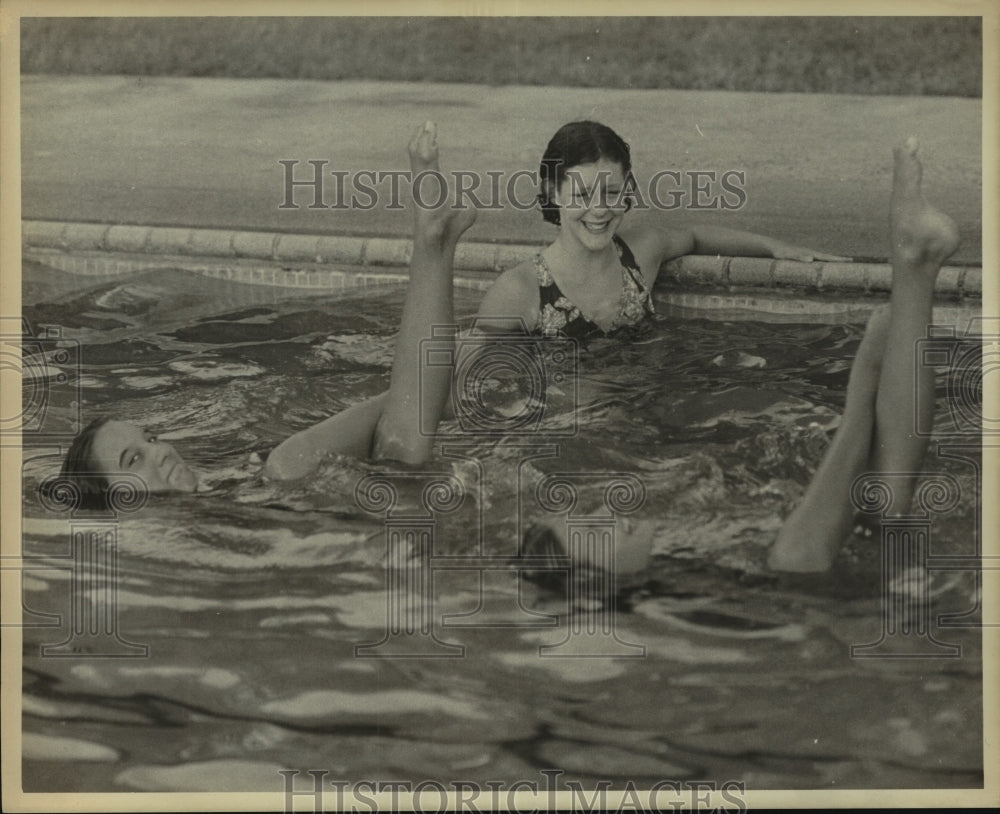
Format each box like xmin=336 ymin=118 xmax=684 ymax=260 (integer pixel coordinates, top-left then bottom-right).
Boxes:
xmin=371 ymin=422 xmax=431 ymax=466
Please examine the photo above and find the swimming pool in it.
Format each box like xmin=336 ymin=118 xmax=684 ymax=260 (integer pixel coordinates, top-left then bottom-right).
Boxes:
xmin=18 ymin=257 xmax=984 ymax=795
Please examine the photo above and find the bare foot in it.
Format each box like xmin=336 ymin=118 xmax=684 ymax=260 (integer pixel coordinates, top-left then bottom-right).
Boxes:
xmin=890 ymin=137 xmax=960 ymax=273
xmin=408 ymin=121 xmax=477 ymax=245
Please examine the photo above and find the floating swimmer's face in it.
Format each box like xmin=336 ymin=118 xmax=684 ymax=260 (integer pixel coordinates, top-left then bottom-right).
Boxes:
xmin=90 ymin=420 xmax=198 ymax=494
xmin=554 ymin=159 xmax=631 ymax=250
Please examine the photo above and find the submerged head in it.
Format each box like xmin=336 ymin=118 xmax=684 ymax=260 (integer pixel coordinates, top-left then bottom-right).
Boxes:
xmin=60 ymin=417 xmax=198 ymax=503
xmin=537 ymin=121 xmax=634 ymax=241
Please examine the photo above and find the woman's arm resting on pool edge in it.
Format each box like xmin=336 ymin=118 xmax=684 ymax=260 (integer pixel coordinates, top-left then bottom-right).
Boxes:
xmin=630 ymin=224 xmax=849 ymax=289
xmin=686 ymin=225 xmax=850 ymax=262
xmin=263 ymin=392 xmax=389 ymax=481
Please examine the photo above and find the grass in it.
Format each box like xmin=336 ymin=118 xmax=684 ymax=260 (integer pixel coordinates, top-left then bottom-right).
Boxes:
xmin=20 ymin=16 xmax=982 ymax=97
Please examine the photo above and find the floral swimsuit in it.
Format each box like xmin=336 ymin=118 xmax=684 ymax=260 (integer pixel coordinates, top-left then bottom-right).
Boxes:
xmin=535 ymin=235 xmax=655 ymax=339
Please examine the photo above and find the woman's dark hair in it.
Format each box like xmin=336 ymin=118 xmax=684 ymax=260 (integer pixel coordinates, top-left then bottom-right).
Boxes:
xmin=54 ymin=416 xmax=113 ymax=508
xmin=537 ymin=121 xmax=633 ymax=226
xmin=516 ymin=523 xmax=639 ymax=604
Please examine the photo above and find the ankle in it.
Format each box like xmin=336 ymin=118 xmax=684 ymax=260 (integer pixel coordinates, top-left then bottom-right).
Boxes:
xmin=412 ymin=225 xmax=449 ymax=251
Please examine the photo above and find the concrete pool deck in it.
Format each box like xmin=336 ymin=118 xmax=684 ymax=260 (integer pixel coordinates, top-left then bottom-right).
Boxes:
xmin=19 ymin=75 xmax=984 ymax=306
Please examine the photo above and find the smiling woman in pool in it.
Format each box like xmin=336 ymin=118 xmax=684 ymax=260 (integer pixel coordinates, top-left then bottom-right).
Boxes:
xmin=58 ymin=122 xmax=476 ymax=500
xmin=476 ymin=120 xmax=847 ymax=338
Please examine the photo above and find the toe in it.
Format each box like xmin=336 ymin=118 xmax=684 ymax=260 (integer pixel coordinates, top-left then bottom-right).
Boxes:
xmin=894 ymin=136 xmax=919 ymax=159
xmin=892 ymin=138 xmax=923 ymax=193
xmin=408 ymin=121 xmax=438 ymax=164
xmin=418 ymin=121 xmax=438 ymax=161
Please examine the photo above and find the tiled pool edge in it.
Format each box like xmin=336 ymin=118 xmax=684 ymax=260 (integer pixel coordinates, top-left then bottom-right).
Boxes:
xmin=22 ymin=220 xmax=983 ymax=322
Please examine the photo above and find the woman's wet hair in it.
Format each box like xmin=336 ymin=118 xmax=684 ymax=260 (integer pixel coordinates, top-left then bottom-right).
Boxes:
xmin=517 ymin=522 xmax=650 ymax=607
xmin=52 ymin=416 xmax=113 ymax=509
xmin=517 ymin=522 xmax=571 ymax=593
xmin=537 ymin=120 xmax=633 ymax=226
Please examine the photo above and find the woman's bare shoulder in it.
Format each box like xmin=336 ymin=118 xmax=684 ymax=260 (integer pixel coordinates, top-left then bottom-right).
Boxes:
xmin=482 ymin=259 xmax=538 ymax=304
xmin=499 ymin=257 xmax=540 ymax=285
xmin=618 ymin=224 xmax=696 ymax=284
xmin=619 ymin=223 xmax=695 ymax=260
xmin=477 ymin=258 xmax=540 ymax=328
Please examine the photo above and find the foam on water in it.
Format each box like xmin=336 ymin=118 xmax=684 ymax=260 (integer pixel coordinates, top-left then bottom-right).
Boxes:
xmin=116 ymin=759 xmax=289 ymax=792
xmin=22 ymin=733 xmax=120 ymax=763
xmin=261 ymin=689 xmax=490 ymax=721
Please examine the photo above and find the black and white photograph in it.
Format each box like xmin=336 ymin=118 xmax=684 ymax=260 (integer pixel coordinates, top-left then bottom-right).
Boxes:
xmin=2 ymin=1 xmax=997 ymax=811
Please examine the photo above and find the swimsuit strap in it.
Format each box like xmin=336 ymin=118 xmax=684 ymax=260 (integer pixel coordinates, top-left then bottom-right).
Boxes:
xmin=612 ymin=235 xmax=647 ymax=291
xmin=613 ymin=234 xmax=641 ymax=274
xmin=533 ymin=252 xmax=554 ymax=286
xmin=612 ymin=235 xmax=655 ymax=316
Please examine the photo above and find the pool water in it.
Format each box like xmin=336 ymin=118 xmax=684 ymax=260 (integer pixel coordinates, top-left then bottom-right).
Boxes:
xmin=19 ymin=260 xmax=983 ymax=792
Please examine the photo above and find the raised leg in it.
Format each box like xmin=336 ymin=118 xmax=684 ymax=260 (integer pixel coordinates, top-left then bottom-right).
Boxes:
xmin=372 ymin=122 xmax=476 ymax=464
xmin=768 ymin=138 xmax=959 ymax=572
xmin=870 ymin=137 xmax=960 ymax=506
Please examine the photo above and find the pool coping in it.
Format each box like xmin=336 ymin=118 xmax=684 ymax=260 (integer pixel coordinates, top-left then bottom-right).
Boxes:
xmin=22 ymin=219 xmax=983 ymax=301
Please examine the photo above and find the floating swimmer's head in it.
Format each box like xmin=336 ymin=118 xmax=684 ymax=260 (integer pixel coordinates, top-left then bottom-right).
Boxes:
xmin=58 ymin=417 xmax=198 ymax=505
xmin=537 ymin=121 xmax=634 ymax=227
